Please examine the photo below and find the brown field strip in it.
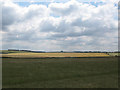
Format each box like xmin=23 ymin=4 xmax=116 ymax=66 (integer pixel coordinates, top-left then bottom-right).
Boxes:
xmin=1 ymin=53 xmax=110 ymax=58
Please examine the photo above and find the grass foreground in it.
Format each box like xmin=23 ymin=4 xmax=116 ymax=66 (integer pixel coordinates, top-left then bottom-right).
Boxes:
xmin=2 ymin=57 xmax=118 ymax=88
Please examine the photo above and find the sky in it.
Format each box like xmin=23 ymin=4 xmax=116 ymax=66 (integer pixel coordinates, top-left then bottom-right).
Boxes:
xmin=1 ymin=0 xmax=119 ymax=51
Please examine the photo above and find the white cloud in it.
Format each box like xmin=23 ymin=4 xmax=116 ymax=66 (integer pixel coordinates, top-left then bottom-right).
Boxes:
xmin=1 ymin=0 xmax=118 ymax=51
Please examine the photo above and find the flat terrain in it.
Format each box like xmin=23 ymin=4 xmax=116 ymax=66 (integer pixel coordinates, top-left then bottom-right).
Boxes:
xmin=2 ymin=53 xmax=109 ymax=58
xmin=2 ymin=57 xmax=118 ymax=88
xmin=107 ymin=53 xmax=120 ymax=57
xmin=0 ymin=50 xmax=31 ymax=54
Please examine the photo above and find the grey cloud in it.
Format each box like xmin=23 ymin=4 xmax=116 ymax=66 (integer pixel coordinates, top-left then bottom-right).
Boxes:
xmin=2 ymin=4 xmax=19 ymax=31
xmin=49 ymin=2 xmax=78 ymax=16
xmin=40 ymin=19 xmax=57 ymax=32
xmin=2 ymin=30 xmax=36 ymax=42
xmin=24 ymin=5 xmax=48 ymax=19
xmin=40 ymin=19 xmax=70 ymax=33
xmin=1 ymin=1 xmax=118 ymax=51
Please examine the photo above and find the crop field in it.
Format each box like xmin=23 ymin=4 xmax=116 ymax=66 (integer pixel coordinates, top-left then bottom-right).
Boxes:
xmin=1 ymin=53 xmax=109 ymax=58
xmin=2 ymin=57 xmax=118 ymax=88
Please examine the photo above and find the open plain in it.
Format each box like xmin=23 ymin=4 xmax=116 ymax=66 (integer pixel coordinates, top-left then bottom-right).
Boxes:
xmin=2 ymin=52 xmax=110 ymax=58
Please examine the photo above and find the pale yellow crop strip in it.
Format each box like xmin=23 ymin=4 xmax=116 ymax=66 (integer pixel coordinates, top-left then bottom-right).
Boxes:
xmin=2 ymin=53 xmax=109 ymax=58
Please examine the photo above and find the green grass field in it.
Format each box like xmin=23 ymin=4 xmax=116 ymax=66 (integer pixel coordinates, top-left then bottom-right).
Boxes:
xmin=2 ymin=57 xmax=118 ymax=88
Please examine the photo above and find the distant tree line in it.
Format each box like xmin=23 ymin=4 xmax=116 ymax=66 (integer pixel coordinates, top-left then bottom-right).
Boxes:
xmin=8 ymin=49 xmax=45 ymax=53
xmin=8 ymin=49 xmax=120 ymax=53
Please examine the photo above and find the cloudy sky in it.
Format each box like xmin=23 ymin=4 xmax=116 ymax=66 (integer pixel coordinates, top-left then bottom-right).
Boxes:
xmin=1 ymin=0 xmax=119 ymax=51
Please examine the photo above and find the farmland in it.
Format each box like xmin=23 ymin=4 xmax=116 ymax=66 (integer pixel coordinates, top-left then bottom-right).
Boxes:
xmin=2 ymin=57 xmax=118 ymax=88
xmin=107 ymin=53 xmax=120 ymax=57
xmin=2 ymin=52 xmax=109 ymax=58
xmin=1 ymin=50 xmax=118 ymax=88
xmin=0 ymin=50 xmax=33 ymax=54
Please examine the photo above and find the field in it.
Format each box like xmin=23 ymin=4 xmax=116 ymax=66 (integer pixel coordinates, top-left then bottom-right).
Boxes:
xmin=2 ymin=53 xmax=109 ymax=58
xmin=2 ymin=57 xmax=118 ymax=88
xmin=0 ymin=50 xmax=32 ymax=54
xmin=107 ymin=53 xmax=120 ymax=57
